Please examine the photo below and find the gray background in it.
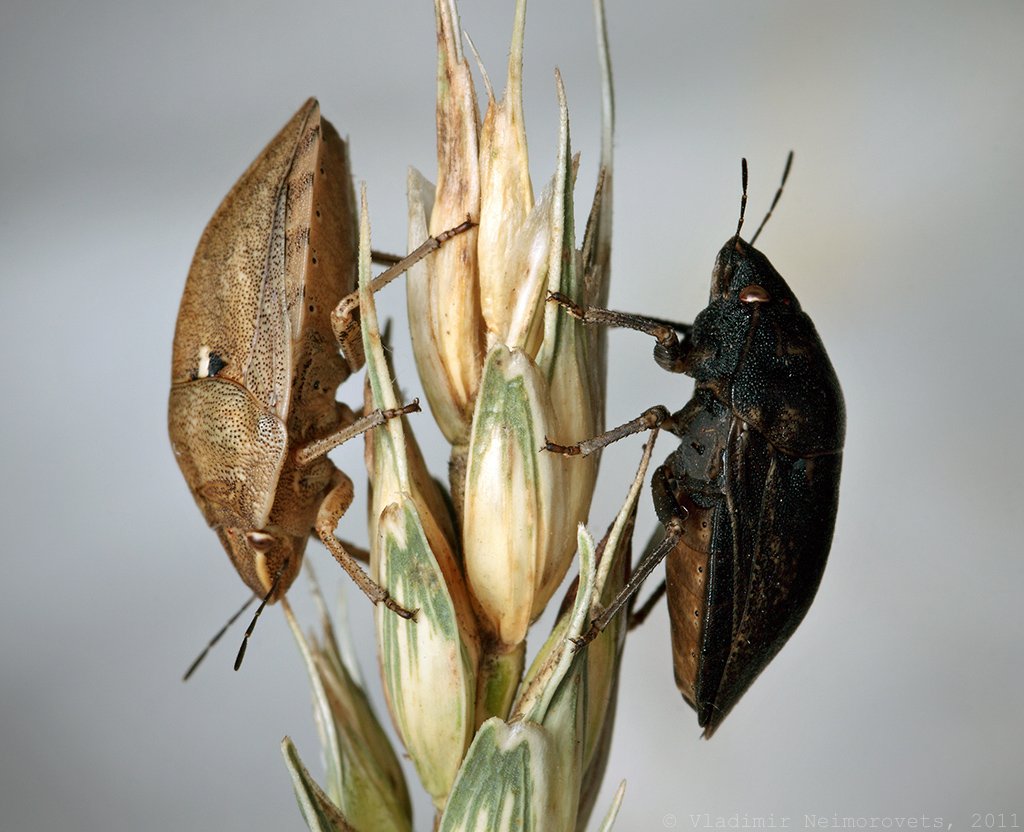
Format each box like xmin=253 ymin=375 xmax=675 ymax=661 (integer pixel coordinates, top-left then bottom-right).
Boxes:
xmin=2 ymin=1 xmax=1021 ymax=830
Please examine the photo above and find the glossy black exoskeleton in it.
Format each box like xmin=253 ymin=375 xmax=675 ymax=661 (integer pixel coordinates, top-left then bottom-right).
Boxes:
xmin=547 ymin=155 xmax=845 ymax=736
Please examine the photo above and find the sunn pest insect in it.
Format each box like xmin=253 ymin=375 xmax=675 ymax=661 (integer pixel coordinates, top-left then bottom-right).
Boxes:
xmin=169 ymin=99 xmax=471 ymax=676
xmin=546 ymin=154 xmax=845 ymax=736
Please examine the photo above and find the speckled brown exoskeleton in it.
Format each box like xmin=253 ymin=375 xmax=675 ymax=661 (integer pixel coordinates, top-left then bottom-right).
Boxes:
xmin=169 ymin=98 xmax=471 ymax=675
xmin=546 ymin=154 xmax=845 ymax=736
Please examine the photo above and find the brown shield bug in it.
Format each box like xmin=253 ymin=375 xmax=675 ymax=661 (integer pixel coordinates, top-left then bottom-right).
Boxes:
xmin=546 ymin=154 xmax=845 ymax=736
xmin=169 ymin=98 xmax=471 ymax=675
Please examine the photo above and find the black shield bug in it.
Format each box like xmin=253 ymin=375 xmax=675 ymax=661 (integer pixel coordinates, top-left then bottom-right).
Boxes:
xmin=546 ymin=154 xmax=845 ymax=736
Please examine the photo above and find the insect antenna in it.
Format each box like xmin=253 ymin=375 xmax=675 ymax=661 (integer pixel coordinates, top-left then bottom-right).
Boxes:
xmin=233 ymin=561 xmax=287 ymax=672
xmin=749 ymin=150 xmax=794 ymax=246
xmin=182 ymin=594 xmax=256 ymax=681
xmin=726 ymin=157 xmax=751 ymax=275
xmin=735 ymin=157 xmax=749 ymax=243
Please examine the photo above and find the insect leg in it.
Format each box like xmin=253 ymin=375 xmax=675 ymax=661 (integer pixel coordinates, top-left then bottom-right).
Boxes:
xmin=315 ymin=468 xmax=417 ymax=619
xmin=636 ymin=459 xmax=697 ymax=637
xmin=544 ymin=405 xmax=670 ymax=456
xmin=331 ymin=218 xmax=476 ymax=371
xmin=625 ymin=522 xmax=678 ymax=629
xmin=295 ymin=399 xmax=421 ymax=466
xmin=369 ymin=249 xmax=402 ymax=266
xmin=330 ymin=290 xmax=366 ymax=373
xmin=572 ymin=465 xmax=686 ymax=648
xmin=628 ymin=579 xmax=667 ymax=629
xmin=335 ymin=539 xmax=370 ymax=563
xmin=547 ymin=291 xmax=692 ymax=373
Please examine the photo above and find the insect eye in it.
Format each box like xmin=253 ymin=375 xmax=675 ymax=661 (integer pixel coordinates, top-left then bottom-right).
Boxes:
xmin=739 ymin=284 xmax=771 ymax=304
xmin=245 ymin=531 xmax=276 ymax=552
